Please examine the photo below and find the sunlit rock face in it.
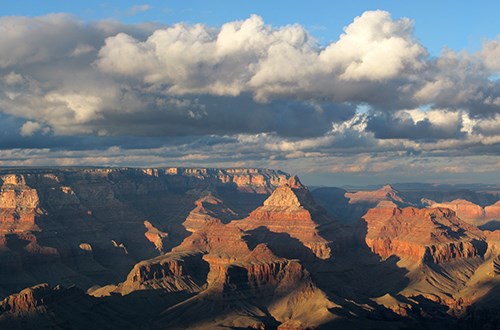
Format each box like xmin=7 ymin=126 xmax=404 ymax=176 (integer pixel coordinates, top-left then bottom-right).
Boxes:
xmin=426 ymin=199 xmax=500 ymax=227
xmin=363 ymin=206 xmax=487 ymax=263
xmin=346 ymin=184 xmax=406 ymax=206
xmin=0 ymin=174 xmax=41 ymax=233
xmin=0 ymin=167 xmax=290 ymax=297
xmin=234 ymin=176 xmax=333 ymax=260
xmin=182 ymin=194 xmax=238 ymax=233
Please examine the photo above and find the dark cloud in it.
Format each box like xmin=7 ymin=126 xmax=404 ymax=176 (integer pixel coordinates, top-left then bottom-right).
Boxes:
xmin=366 ymin=111 xmax=465 ymax=141
xmin=87 ymin=94 xmax=356 ymax=138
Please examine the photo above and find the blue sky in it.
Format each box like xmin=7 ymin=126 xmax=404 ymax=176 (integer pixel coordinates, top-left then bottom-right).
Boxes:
xmin=0 ymin=1 xmax=499 ymax=185
xmin=2 ymin=1 xmax=498 ymax=55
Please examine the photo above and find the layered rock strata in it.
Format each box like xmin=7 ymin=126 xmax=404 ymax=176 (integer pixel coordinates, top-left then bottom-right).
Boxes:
xmin=234 ymin=176 xmax=333 ymax=260
xmin=363 ymin=207 xmax=487 ymax=264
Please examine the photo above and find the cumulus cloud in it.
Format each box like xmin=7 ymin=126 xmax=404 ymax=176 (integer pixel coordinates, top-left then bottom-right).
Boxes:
xmin=1 ymin=11 xmax=498 ymax=137
xmin=0 ymin=11 xmax=499 ymax=182
xmin=20 ymin=121 xmax=44 ymax=136
xmin=479 ymin=39 xmax=500 ymax=72
xmin=319 ymin=10 xmax=426 ymax=81
xmin=96 ymin=11 xmax=427 ymax=101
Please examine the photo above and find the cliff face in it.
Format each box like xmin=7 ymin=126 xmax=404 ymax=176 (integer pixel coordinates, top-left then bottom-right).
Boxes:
xmin=182 ymin=194 xmax=238 ymax=232
xmin=119 ymin=252 xmax=209 ymax=295
xmin=144 ymin=167 xmax=289 ymax=193
xmin=115 ymin=221 xmax=325 ymax=319
xmin=0 ymin=283 xmax=145 ymax=329
xmin=143 ymin=221 xmax=168 ymax=253
xmin=363 ymin=207 xmax=487 ymax=264
xmin=203 ymin=244 xmax=310 ymax=298
xmin=0 ymin=169 xmax=498 ymax=329
xmin=0 ymin=283 xmax=50 ymax=316
xmin=0 ymin=167 xmax=290 ymax=296
xmin=312 ymin=184 xmax=411 ymax=225
xmin=346 ymin=185 xmax=406 ymax=206
xmin=108 ymin=178 xmax=337 ymax=329
xmin=0 ymin=174 xmax=41 ymax=233
xmin=234 ymin=176 xmax=333 ymax=260
xmin=426 ymin=199 xmax=500 ymax=227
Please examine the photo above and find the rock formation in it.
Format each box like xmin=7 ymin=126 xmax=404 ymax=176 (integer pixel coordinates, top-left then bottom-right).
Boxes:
xmin=182 ymin=194 xmax=238 ymax=232
xmin=0 ymin=168 xmax=498 ymax=329
xmin=346 ymin=184 xmax=406 ymax=206
xmin=427 ymin=199 xmax=500 ymax=227
xmin=0 ymin=174 xmax=42 ymax=233
xmin=144 ymin=220 xmax=169 ymax=253
xmin=363 ymin=206 xmax=487 ymax=264
xmin=0 ymin=167 xmax=290 ymax=298
xmin=95 ymin=177 xmax=338 ymax=329
xmin=234 ymin=176 xmax=333 ymax=260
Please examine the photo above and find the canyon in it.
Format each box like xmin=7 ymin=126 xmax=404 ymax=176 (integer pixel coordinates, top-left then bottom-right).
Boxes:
xmin=0 ymin=168 xmax=498 ymax=329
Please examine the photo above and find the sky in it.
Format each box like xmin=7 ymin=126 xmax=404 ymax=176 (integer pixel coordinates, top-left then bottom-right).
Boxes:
xmin=0 ymin=1 xmax=499 ymax=186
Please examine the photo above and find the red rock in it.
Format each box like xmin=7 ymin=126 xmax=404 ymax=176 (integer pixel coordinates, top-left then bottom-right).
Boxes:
xmin=484 ymin=200 xmax=500 ymax=223
xmin=183 ymin=194 xmax=238 ymax=232
xmin=164 ymin=167 xmax=290 ymax=193
xmin=119 ymin=252 xmax=209 ymax=295
xmin=0 ymin=174 xmax=42 ymax=233
xmin=0 ymin=283 xmax=51 ymax=316
xmin=234 ymin=177 xmax=332 ymax=260
xmin=428 ymin=199 xmax=500 ymax=226
xmin=175 ymin=220 xmax=251 ymax=256
xmin=144 ymin=220 xmax=169 ymax=253
xmin=363 ymin=207 xmax=487 ymax=263
xmin=346 ymin=185 xmax=405 ymax=205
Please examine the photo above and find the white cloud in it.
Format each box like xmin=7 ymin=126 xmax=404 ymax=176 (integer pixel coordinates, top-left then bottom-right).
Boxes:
xmin=0 ymin=12 xmax=498 ymax=181
xmin=44 ymin=92 xmax=104 ymax=122
xmin=2 ymin=72 xmax=24 ymax=85
xmin=71 ymin=43 xmax=95 ymax=57
xmin=96 ymin=11 xmax=427 ymax=99
xmin=20 ymin=121 xmax=48 ymax=136
xmin=319 ymin=10 xmax=426 ymax=81
xmin=479 ymin=39 xmax=500 ymax=72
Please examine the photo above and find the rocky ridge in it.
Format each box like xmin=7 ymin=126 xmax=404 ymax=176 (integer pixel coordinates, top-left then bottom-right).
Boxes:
xmin=92 ymin=176 xmax=337 ymax=329
xmin=0 ymin=168 xmax=290 ymax=298
xmin=0 ymin=168 xmax=498 ymax=329
xmin=363 ymin=206 xmax=487 ymax=264
xmin=234 ymin=176 xmax=333 ymax=260
xmin=426 ymin=199 xmax=500 ymax=227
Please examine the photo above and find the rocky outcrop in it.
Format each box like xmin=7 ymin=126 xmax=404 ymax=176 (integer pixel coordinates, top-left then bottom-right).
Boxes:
xmin=182 ymin=194 xmax=237 ymax=232
xmin=117 ymin=252 xmax=209 ymax=295
xmin=0 ymin=283 xmax=141 ymax=329
xmin=0 ymin=174 xmax=41 ymax=233
xmin=0 ymin=283 xmax=52 ymax=316
xmin=112 ymin=183 xmax=336 ymax=329
xmin=204 ymin=244 xmax=309 ymax=296
xmin=312 ymin=184 xmax=410 ymax=224
xmin=114 ymin=218 xmax=250 ymax=295
xmin=484 ymin=230 xmax=500 ymax=275
xmin=363 ymin=207 xmax=487 ymax=264
xmin=0 ymin=167 xmax=290 ymax=298
xmin=144 ymin=221 xmax=168 ymax=253
xmin=426 ymin=199 xmax=500 ymax=227
xmin=485 ymin=201 xmax=500 ymax=221
xmin=234 ymin=176 xmax=332 ymax=260
xmin=165 ymin=167 xmax=290 ymax=193
xmin=346 ymin=184 xmax=406 ymax=206
xmin=148 ymin=241 xmax=336 ymax=329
